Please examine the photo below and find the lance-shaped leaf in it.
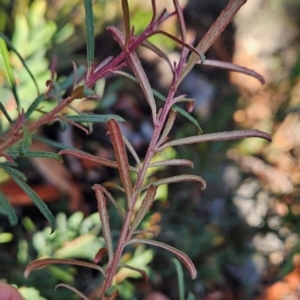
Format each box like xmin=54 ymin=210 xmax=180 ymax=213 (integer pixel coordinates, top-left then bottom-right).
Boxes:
xmin=127 ymin=239 xmax=197 ymax=279
xmin=105 ymin=286 xmax=119 ymax=299
xmin=84 ymin=0 xmax=95 ymax=75
xmin=158 ymin=110 xmax=177 ymax=146
xmin=107 ymin=118 xmax=133 ymax=202
xmin=173 ymin=258 xmax=185 ymax=300
xmin=0 ymin=101 xmax=12 ymax=124
xmin=55 ymin=283 xmax=89 ymax=300
xmin=7 ymin=151 xmax=62 ymax=162
xmin=0 ymin=33 xmax=39 ymax=96
xmin=130 ymin=186 xmax=157 ymax=234
xmin=180 ymin=0 xmax=247 ymax=83
xmin=3 ymin=165 xmax=55 ymax=232
xmin=149 ymin=159 xmax=193 ymax=169
xmin=108 ymin=26 xmax=156 ymax=122
xmin=118 ymin=263 xmax=149 ymax=281
xmin=0 ymin=38 xmax=20 ymax=107
xmin=158 ymin=129 xmax=272 ymax=151
xmin=172 ymin=96 xmax=195 ymax=113
xmin=112 ymin=71 xmax=202 ymax=132
xmin=137 ymin=174 xmax=206 ymax=194
xmin=92 ymin=185 xmax=114 ymax=261
xmin=66 ymin=114 xmax=125 ymax=124
xmin=1 ymin=163 xmax=27 ymax=181
xmin=26 ymin=94 xmax=47 ymax=118
xmin=93 ymin=248 xmax=108 ymax=264
xmin=0 ymin=190 xmax=18 ymax=226
xmin=201 ymin=59 xmax=265 ymax=84
xmin=25 ymin=258 xmax=105 ymax=278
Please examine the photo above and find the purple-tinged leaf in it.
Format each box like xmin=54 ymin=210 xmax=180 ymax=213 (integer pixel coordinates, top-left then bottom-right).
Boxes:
xmin=107 ymin=119 xmax=133 ymax=203
xmin=121 ymin=0 xmax=131 ymax=47
xmin=180 ymin=0 xmax=247 ymax=82
xmin=92 ymin=184 xmax=114 ymax=261
xmin=127 ymin=239 xmax=197 ymax=279
xmin=149 ymin=159 xmax=194 ymax=169
xmin=137 ymin=174 xmax=206 ymax=194
xmin=71 ymin=61 xmax=78 ymax=90
xmin=202 ymin=59 xmax=265 ymax=84
xmin=172 ymin=0 xmax=186 ymax=42
xmin=118 ymin=263 xmax=149 ymax=281
xmin=94 ymin=56 xmax=114 ymax=73
xmin=141 ymin=40 xmax=174 ymax=72
xmin=25 ymin=258 xmax=105 ymax=278
xmin=93 ymin=247 xmax=108 ymax=264
xmin=130 ymin=186 xmax=157 ymax=233
xmin=108 ymin=26 xmax=157 ymax=122
xmin=55 ymin=283 xmax=89 ymax=300
xmin=150 ymin=30 xmax=205 ymax=63
xmin=158 ymin=129 xmax=272 ymax=151
xmin=0 ymin=153 xmax=14 ymax=162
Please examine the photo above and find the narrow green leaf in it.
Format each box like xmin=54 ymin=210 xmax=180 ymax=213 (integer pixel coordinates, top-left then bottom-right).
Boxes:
xmin=158 ymin=129 xmax=272 ymax=151
xmin=32 ymin=135 xmax=78 ymax=151
xmin=20 ymin=126 xmax=32 ymax=155
xmin=118 ymin=263 xmax=149 ymax=281
xmin=1 ymin=164 xmax=27 ymax=182
xmin=127 ymin=239 xmax=197 ymax=279
xmin=138 ymin=174 xmax=206 ymax=194
xmin=55 ymin=284 xmax=89 ymax=300
xmin=173 ymin=258 xmax=185 ymax=300
xmin=0 ymin=39 xmax=20 ymax=107
xmin=113 ymin=71 xmax=202 ymax=132
xmin=107 ymin=119 xmax=133 ymax=203
xmin=25 ymin=258 xmax=105 ymax=278
xmin=0 ymin=32 xmax=39 ymax=95
xmin=92 ymin=185 xmax=114 ymax=261
xmin=0 ymin=190 xmax=18 ymax=226
xmin=3 ymin=166 xmax=55 ymax=232
xmin=66 ymin=114 xmax=125 ymax=124
xmin=84 ymin=0 xmax=95 ymax=74
xmin=121 ymin=0 xmax=131 ymax=47
xmin=25 ymin=94 xmax=47 ymax=118
xmin=0 ymin=101 xmax=13 ymax=124
xmin=7 ymin=151 xmax=62 ymax=161
xmin=130 ymin=186 xmax=157 ymax=233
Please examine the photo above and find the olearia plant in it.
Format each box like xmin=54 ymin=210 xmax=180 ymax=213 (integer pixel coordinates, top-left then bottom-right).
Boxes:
xmin=0 ymin=0 xmax=272 ymax=299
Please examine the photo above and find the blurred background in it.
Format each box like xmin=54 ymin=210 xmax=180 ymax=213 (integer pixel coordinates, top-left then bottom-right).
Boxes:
xmin=1 ymin=0 xmax=300 ymax=299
